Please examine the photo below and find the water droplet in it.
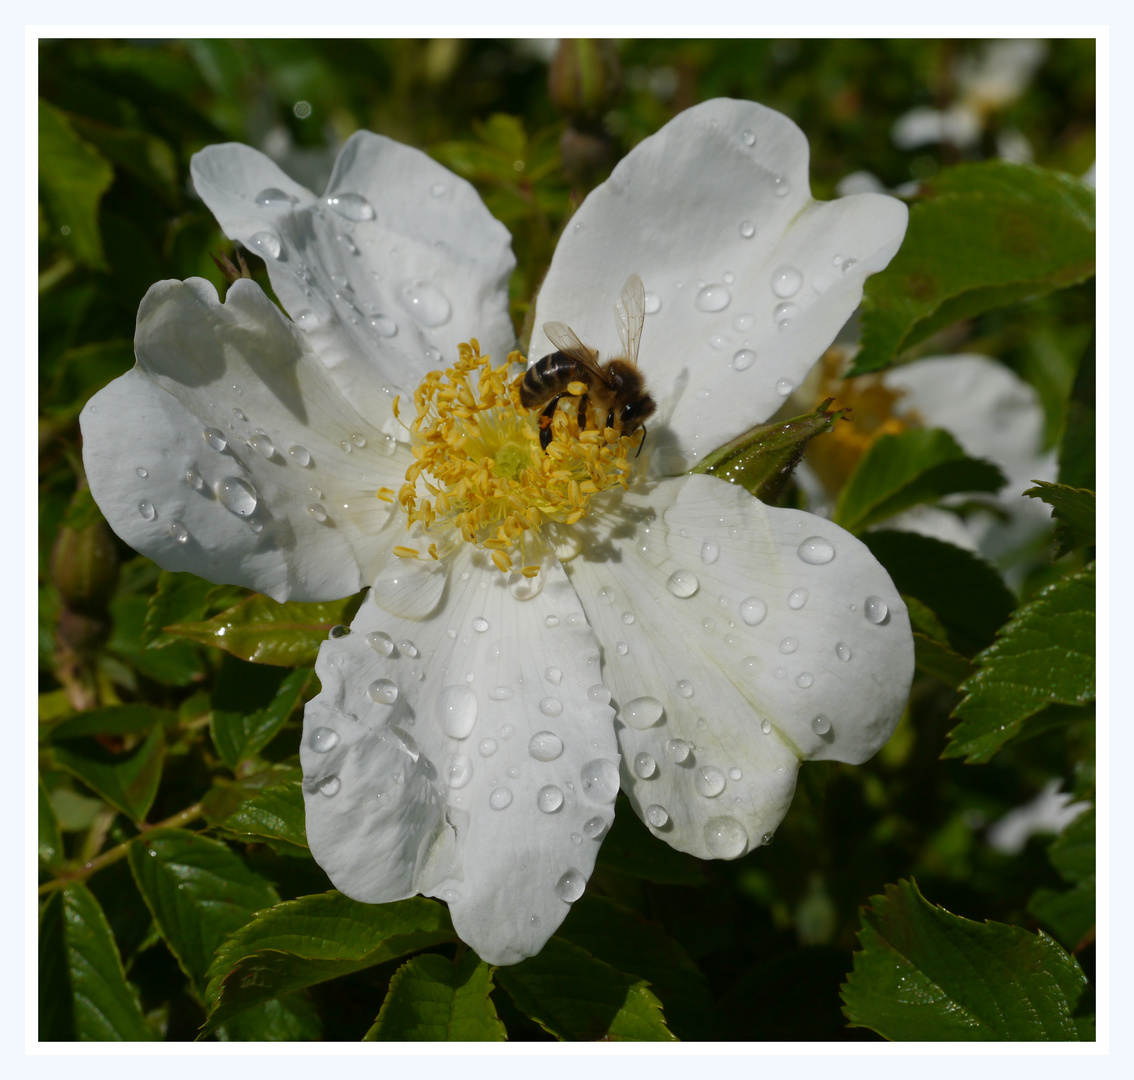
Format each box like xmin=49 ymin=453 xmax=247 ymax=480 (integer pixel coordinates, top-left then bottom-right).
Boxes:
xmin=773 ymin=302 xmax=799 ymax=327
xmin=430 ymin=181 xmax=447 ymax=197
xmin=700 ymin=539 xmax=720 ymax=564
xmin=232 ymin=408 xmax=247 ymax=422
xmin=424 ymin=347 xmax=441 ymax=364
xmin=836 ymin=642 xmax=852 ymax=662
xmin=812 ymin=714 xmax=832 ymax=736
xmin=705 ymin=816 xmax=748 ymax=858
xmin=217 ymin=477 xmax=257 ymax=517
xmin=136 ymin=500 xmax=156 ymax=522
xmin=646 ymin=804 xmax=669 ymax=828
xmin=775 ymin=379 xmax=795 ymax=397
xmin=501 ymin=724 xmax=515 ymax=740
xmin=447 ymin=754 xmax=472 ymax=789
xmin=555 ymin=868 xmax=586 ymax=903
xmin=545 ymin=615 xmax=559 ymax=628
xmin=489 ymin=787 xmax=513 ymax=810
xmin=528 ymin=731 xmax=563 ymax=762
xmin=694 ymin=766 xmax=726 ymax=798
xmin=788 ymin=587 xmax=809 ymax=609
xmin=622 ymin=696 xmax=664 ymax=729
xmin=644 ymin=292 xmax=661 ymax=314
xmin=349 ymin=433 xmax=366 ymax=449
xmin=367 ymin=631 xmax=394 ymax=656
xmin=544 ymin=667 xmax=562 ymax=685
xmin=739 ymin=597 xmax=767 ymax=625
xmin=368 ymin=678 xmax=398 ymax=705
xmin=741 ymin=129 xmax=756 ymax=147
xmin=399 ymin=280 xmax=452 ymax=327
xmin=695 ymin=283 xmax=731 ymax=313
xmin=621 ymin=611 xmax=635 ymax=624
xmin=616 ymin=642 xmax=629 ymax=656
xmin=185 ymin=469 xmax=205 ymax=491
xmin=582 ymin=816 xmax=606 ymax=839
xmin=438 ymin=685 xmax=478 ymax=739
xmin=489 ymin=685 xmax=513 ymax=701
xmin=796 ymin=672 xmax=814 ymax=688
xmin=135 ymin=466 xmax=149 ymax=479
xmin=663 ymin=739 xmax=691 ymax=764
xmin=167 ymin=521 xmax=188 ymax=542
xmin=864 ymin=596 xmax=889 ymax=624
xmin=773 ymin=176 xmax=791 ymax=197
xmin=537 ymin=785 xmax=564 ymax=813
xmin=771 ymin=266 xmax=803 ymax=298
xmin=666 ymin=569 xmax=699 ymax=598
xmin=677 ymin=680 xmax=694 ymax=699
xmin=779 ymin=637 xmax=799 ymax=654
xmin=248 ymin=518 xmax=264 ymax=534
xmin=203 ymin=427 xmax=227 ymax=451
xmin=798 ymin=536 xmax=835 ymax=564
xmin=539 ymin=697 xmax=563 ymax=717
xmin=761 ymin=719 xmax=772 ymax=735
xmin=841 ymin=257 xmax=857 ymax=274
xmin=633 ymin=752 xmax=657 ymax=779
xmin=248 ymin=231 xmax=281 ymax=259
xmin=306 ymin=503 xmax=327 ymax=522
xmin=316 ymin=775 xmax=341 ymax=797
xmin=284 ymin=444 xmax=310 ymax=468
xmin=310 ymin=727 xmax=340 ymax=753
xmin=472 ymin=617 xmax=489 ymax=633
xmin=731 ymin=348 xmax=757 ymax=371
xmin=478 ymin=737 xmax=498 ymax=757
xmin=581 ymin=759 xmax=620 ymax=803
xmin=326 ymin=192 xmax=375 ymax=221
xmin=399 ymin=639 xmax=419 ymax=659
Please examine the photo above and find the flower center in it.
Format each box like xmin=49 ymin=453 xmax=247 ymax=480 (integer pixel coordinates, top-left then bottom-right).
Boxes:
xmin=397 ymin=340 xmax=641 ymax=573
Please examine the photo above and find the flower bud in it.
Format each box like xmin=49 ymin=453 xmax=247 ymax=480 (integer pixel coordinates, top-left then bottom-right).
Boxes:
xmin=51 ymin=513 xmax=119 ymax=616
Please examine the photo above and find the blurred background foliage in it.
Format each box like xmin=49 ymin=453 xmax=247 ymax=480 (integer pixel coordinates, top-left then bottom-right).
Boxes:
xmin=38 ymin=37 xmax=1095 ymax=1042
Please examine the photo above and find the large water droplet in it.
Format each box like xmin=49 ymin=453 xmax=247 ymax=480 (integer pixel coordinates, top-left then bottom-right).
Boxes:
xmin=288 ymin=444 xmax=312 ymax=467
xmin=447 ymin=754 xmax=472 ymax=789
xmin=864 ymin=596 xmax=889 ymax=624
xmin=472 ymin=617 xmax=489 ymax=633
xmin=776 ymin=379 xmax=795 ymax=396
xmin=203 ymin=427 xmax=227 ymax=451
xmin=666 ymin=569 xmax=699 ymax=598
xmin=316 ymin=775 xmax=341 ymax=797
xmin=812 ymin=714 xmax=832 ymax=736
xmin=700 ymin=539 xmax=720 ymax=564
xmin=788 ymin=587 xmax=809 ymax=610
xmin=646 ymin=804 xmax=669 ymax=828
xmin=248 ymin=232 xmax=281 ymax=260
xmin=478 ymin=737 xmax=498 ymax=757
xmin=138 ymin=500 xmax=156 ymax=521
xmin=587 ymin=684 xmax=611 ymax=705
xmin=582 ymin=816 xmax=606 ymax=839
xmin=539 ymin=697 xmax=563 ymax=717
xmin=644 ymin=292 xmax=661 ymax=314
xmin=310 ymin=727 xmax=340 ymax=753
xmin=306 ymin=503 xmax=327 ymax=522
xmin=255 ymin=187 xmax=297 ymax=207
xmin=538 ymin=785 xmax=564 ymax=813
xmin=438 ymin=685 xmax=478 ymax=739
xmin=739 ymin=597 xmax=767 ymax=625
xmin=367 ymin=631 xmax=394 ymax=656
xmin=217 ymin=477 xmax=257 ymax=517
xmin=544 ymin=667 xmax=563 ymax=685
xmin=489 ymin=787 xmax=513 ymax=810
xmin=545 ymin=615 xmax=559 ymax=628
xmin=694 ymin=766 xmax=726 ymax=798
xmin=798 ymin=536 xmax=835 ymax=564
xmin=167 ymin=521 xmax=188 ymax=543
xmin=621 ymin=611 xmax=635 ymax=624
xmin=732 ymin=348 xmax=757 ymax=372
xmin=581 ymin=759 xmax=620 ymax=803
xmin=399 ymin=639 xmax=419 ymax=658
xmin=528 ymin=731 xmax=563 ymax=762
xmin=835 ymin=641 xmax=852 ymax=662
xmin=368 ymin=678 xmax=398 ymax=705
xmin=771 ymin=266 xmax=803 ymax=298
xmin=622 ymin=696 xmax=664 ymax=729
xmin=704 ymin=816 xmax=748 ymax=858
xmin=555 ymin=868 xmax=586 ymax=903
xmin=135 ymin=466 xmax=148 ymax=479
xmin=667 ymin=738 xmax=692 ymax=763
xmin=695 ymin=284 xmax=731 ymax=313
xmin=634 ymin=752 xmax=657 ymax=779
xmin=326 ymin=192 xmax=375 ymax=221
xmin=399 ymin=280 xmax=452 ymax=327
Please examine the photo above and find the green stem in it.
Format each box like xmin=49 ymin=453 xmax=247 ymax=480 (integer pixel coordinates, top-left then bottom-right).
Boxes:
xmin=37 ymin=802 xmax=203 ymax=896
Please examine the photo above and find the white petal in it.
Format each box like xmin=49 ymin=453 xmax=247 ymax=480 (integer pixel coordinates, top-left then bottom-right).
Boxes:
xmin=567 ymin=474 xmax=912 ymax=860
xmin=301 ymin=549 xmax=618 ymax=966
xmin=191 ymin=132 xmax=516 ymax=437
xmin=529 ymin=99 xmax=908 ymax=474
xmin=80 ymin=278 xmax=408 ymax=602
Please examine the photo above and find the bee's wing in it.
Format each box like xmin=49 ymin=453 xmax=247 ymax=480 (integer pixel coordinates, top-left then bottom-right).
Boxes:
xmin=615 ymin=273 xmax=646 ymax=364
xmin=543 ymin=321 xmax=605 ymax=376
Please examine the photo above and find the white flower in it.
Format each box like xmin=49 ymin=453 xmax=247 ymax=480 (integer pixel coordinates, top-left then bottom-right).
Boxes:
xmin=80 ymin=99 xmax=913 ymax=965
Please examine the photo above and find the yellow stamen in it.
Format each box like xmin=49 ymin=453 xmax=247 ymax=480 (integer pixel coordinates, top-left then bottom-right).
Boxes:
xmin=393 ymin=546 xmax=420 ymax=559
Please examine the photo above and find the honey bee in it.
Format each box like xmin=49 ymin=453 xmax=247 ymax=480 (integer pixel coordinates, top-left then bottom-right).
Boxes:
xmin=520 ymin=273 xmax=656 ymax=452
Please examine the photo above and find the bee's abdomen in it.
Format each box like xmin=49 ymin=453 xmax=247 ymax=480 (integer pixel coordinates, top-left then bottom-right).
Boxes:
xmin=520 ymin=351 xmax=578 ymax=407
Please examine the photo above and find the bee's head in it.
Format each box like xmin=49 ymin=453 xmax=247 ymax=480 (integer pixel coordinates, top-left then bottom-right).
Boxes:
xmin=619 ymin=395 xmax=657 ymax=432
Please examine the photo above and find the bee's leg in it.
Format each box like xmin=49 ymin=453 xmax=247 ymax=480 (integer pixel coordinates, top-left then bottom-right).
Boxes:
xmin=576 ymin=393 xmax=589 ymax=432
xmin=605 ymin=410 xmax=615 ymax=431
xmin=539 ymin=395 xmax=564 ymax=451
xmin=635 ymin=426 xmax=648 ymax=458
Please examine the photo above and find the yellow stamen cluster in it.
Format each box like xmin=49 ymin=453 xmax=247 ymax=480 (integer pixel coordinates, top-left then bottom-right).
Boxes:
xmin=395 ymin=340 xmax=640 ymax=572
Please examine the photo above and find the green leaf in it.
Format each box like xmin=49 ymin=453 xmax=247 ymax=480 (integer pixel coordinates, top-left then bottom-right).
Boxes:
xmin=49 ymin=704 xmax=174 ymax=740
xmin=842 ymin=879 xmax=1086 ymax=1040
xmin=834 ymin=428 xmax=1005 ymax=534
xmin=1024 ymin=483 xmax=1095 ymax=558
xmin=559 ymin=895 xmax=715 ymax=1039
xmin=210 ymin=779 xmax=309 ymax=852
xmin=594 ymin=799 xmax=706 ymax=886
xmin=142 ymin=571 xmax=222 ymax=647
xmin=202 ymin=893 xmax=456 ymax=1035
xmin=913 ymin=632 xmax=975 ymax=690
xmin=1058 ymin=338 xmax=1095 ymax=490
xmin=166 ymin=591 xmax=365 ymax=666
xmin=39 ymin=777 xmax=64 ymax=870
xmin=946 ymin=565 xmax=1095 ymax=762
xmin=861 ymin=531 xmax=1016 ymax=656
xmin=365 ymin=952 xmax=507 ymax=1041
xmin=1028 ymin=808 xmax=1095 ymax=950
xmin=692 ymin=398 xmax=849 ymax=503
xmin=38 ymin=99 xmax=114 ymax=269
xmin=495 ymin=936 xmax=676 ymax=1041
xmin=39 ymin=883 xmax=155 ymax=1040
xmin=109 ymin=592 xmax=207 ymax=686
xmin=210 ymin=666 xmax=313 ymax=770
xmin=53 ymin=724 xmax=165 ymax=822
xmin=68 ymin=114 xmax=179 ymax=206
xmin=851 ymin=162 xmax=1095 ymax=376
xmin=219 ymin=993 xmax=324 ymax=1042
xmin=127 ymin=828 xmax=280 ymax=996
